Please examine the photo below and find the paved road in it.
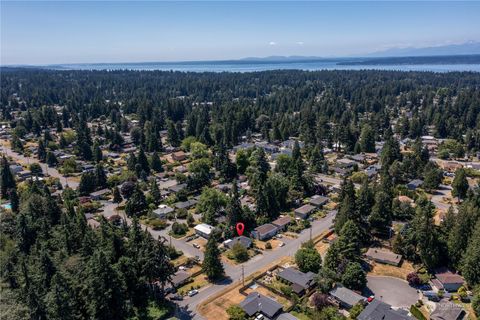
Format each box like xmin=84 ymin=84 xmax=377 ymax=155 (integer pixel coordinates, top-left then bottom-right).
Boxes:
xmin=179 ymin=211 xmax=336 ymax=319
xmin=430 ymin=184 xmax=453 ymax=213
xmin=3 ymin=142 xmax=336 ymax=319
xmin=366 ymin=275 xmax=419 ymax=309
xmin=0 ymin=141 xmax=79 ymax=188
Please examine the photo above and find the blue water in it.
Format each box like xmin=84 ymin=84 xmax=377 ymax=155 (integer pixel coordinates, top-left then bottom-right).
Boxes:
xmin=1 ymin=203 xmax=12 ymax=210
xmin=54 ymin=61 xmax=480 ymax=73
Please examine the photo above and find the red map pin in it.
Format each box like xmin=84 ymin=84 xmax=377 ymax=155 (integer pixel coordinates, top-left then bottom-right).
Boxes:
xmin=236 ymin=222 xmax=245 ymax=236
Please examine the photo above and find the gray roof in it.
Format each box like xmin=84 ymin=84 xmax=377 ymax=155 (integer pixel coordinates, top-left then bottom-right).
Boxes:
xmin=224 ymin=236 xmax=252 ymax=249
xmin=239 ymin=292 xmax=283 ymax=318
xmin=295 ymin=204 xmax=316 ymax=215
xmin=407 ymin=179 xmax=424 ymax=188
xmin=329 ymin=285 xmax=365 ymax=307
xmin=277 ymin=267 xmax=315 ymax=291
xmin=430 ymin=301 xmax=465 ymax=320
xmin=277 ymin=313 xmax=299 ymax=320
xmin=174 ymin=199 xmax=197 ymax=209
xmin=171 ymin=271 xmax=190 ymax=287
xmin=365 ymin=248 xmax=402 ymax=265
xmin=358 ymin=300 xmax=413 ymax=320
xmin=254 ymin=223 xmax=278 ymax=236
xmin=309 ymin=195 xmax=329 ymax=206
xmin=154 ymin=206 xmax=174 ymax=216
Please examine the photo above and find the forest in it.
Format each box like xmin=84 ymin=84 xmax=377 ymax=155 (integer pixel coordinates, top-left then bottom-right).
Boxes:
xmin=1 ymin=68 xmax=480 ymax=320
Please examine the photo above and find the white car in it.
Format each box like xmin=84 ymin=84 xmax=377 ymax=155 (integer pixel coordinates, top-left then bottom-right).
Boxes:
xmin=278 ymin=241 xmax=285 ymax=247
xmin=193 ymin=243 xmax=200 ymax=249
xmin=255 ymin=314 xmax=264 ymax=320
xmin=179 ymin=266 xmax=187 ymax=271
xmin=188 ymin=289 xmax=199 ymax=297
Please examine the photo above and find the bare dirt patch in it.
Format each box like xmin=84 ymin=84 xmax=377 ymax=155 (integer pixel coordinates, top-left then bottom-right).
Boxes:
xmin=368 ymin=260 xmax=415 ymax=280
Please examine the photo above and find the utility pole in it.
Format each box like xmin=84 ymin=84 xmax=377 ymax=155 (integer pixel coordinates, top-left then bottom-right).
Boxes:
xmin=169 ymin=235 xmax=172 ymax=247
xmin=241 ymin=264 xmax=245 ymax=287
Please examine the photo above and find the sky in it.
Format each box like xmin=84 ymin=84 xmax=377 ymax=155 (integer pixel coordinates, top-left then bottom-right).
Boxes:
xmin=1 ymin=1 xmax=480 ymax=65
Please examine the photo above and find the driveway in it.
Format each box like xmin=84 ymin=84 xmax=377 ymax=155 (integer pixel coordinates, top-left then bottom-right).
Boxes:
xmin=366 ymin=275 xmax=419 ymax=308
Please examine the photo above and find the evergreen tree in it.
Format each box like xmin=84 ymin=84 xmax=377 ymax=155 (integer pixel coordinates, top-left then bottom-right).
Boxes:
xmin=46 ymin=151 xmax=58 ymax=167
xmin=359 ymin=124 xmax=375 ymax=153
xmin=150 ymin=151 xmax=163 ymax=172
xmin=125 ymin=186 xmax=147 ymax=217
xmin=461 ymin=222 xmax=480 ymax=287
xmin=368 ymin=191 xmax=392 ymax=235
xmin=452 ymin=168 xmax=469 ymax=200
xmin=113 ymin=186 xmax=122 ymax=203
xmin=1 ymin=156 xmax=16 ymax=199
xmin=94 ymin=164 xmax=107 ymax=189
xmin=127 ymin=153 xmax=137 ymax=172
xmin=137 ymin=148 xmax=150 ymax=174
xmin=150 ymin=179 xmax=161 ymax=205
xmin=93 ymin=140 xmax=103 ymax=163
xmin=38 ymin=139 xmax=47 ymax=162
xmin=202 ymin=234 xmax=224 ymax=281
xmin=341 ymin=262 xmax=366 ymax=290
xmin=78 ymin=172 xmax=96 ymax=196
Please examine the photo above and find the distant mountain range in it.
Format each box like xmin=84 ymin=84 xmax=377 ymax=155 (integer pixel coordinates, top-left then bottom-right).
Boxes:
xmin=240 ymin=41 xmax=480 ymax=62
xmin=368 ymin=41 xmax=480 ymax=57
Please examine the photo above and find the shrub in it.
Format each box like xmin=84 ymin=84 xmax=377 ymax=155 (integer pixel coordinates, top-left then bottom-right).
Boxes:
xmin=265 ymin=242 xmax=272 ymax=249
xmin=312 ymin=292 xmax=331 ymax=310
xmin=171 ymin=222 xmax=188 ymax=236
xmin=407 ymin=272 xmax=421 ymax=286
xmin=410 ymin=305 xmax=426 ymax=320
xmin=230 ymin=243 xmax=249 ymax=263
xmin=226 ymin=305 xmax=246 ymax=320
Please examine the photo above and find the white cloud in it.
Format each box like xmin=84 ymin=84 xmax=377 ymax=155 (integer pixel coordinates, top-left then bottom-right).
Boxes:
xmin=296 ymin=41 xmax=304 ymax=45
xmin=269 ymin=41 xmax=277 ymax=46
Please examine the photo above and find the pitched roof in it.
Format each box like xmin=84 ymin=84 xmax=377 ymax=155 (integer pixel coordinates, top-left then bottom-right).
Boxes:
xmin=224 ymin=236 xmax=252 ymax=249
xmin=365 ymin=248 xmax=402 ymax=265
xmin=239 ymin=292 xmax=283 ymax=317
xmin=254 ymin=223 xmax=278 ymax=236
xmin=358 ymin=300 xmax=413 ymax=320
xmin=329 ymin=285 xmax=365 ymax=307
xmin=277 ymin=267 xmax=315 ymax=291
xmin=434 ymin=268 xmax=465 ymax=285
xmin=272 ymin=216 xmax=292 ymax=228
xmin=295 ymin=204 xmax=316 ymax=215
xmin=430 ymin=301 xmax=465 ymax=320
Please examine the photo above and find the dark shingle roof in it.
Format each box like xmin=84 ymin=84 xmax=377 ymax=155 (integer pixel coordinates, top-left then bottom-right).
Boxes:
xmin=358 ymin=300 xmax=413 ymax=320
xmin=239 ymin=292 xmax=282 ymax=318
xmin=277 ymin=267 xmax=315 ymax=290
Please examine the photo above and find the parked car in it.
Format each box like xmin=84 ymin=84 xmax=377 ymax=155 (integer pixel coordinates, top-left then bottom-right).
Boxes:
xmin=170 ymin=294 xmax=183 ymax=301
xmin=278 ymin=241 xmax=285 ymax=247
xmin=193 ymin=243 xmax=200 ymax=249
xmin=179 ymin=266 xmax=187 ymax=271
xmin=367 ymin=295 xmax=375 ymax=303
xmin=188 ymin=289 xmax=199 ymax=297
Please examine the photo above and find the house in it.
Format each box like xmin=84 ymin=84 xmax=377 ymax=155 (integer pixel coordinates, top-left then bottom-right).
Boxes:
xmin=81 ymin=164 xmax=95 ymax=172
xmin=153 ymin=205 xmax=174 ymax=219
xmin=239 ymin=292 xmax=283 ymax=319
xmin=223 ymin=236 xmax=252 ymax=249
xmin=277 ymin=267 xmax=315 ymax=295
xmin=365 ymin=248 xmax=403 ymax=266
xmin=194 ymin=223 xmax=215 ymax=239
xmin=171 ymin=271 xmax=190 ymax=288
xmin=16 ymin=170 xmax=32 ymax=180
xmin=357 ymin=300 xmax=413 ymax=320
xmin=430 ymin=301 xmax=466 ymax=320
xmin=432 ymin=268 xmax=465 ymax=292
xmin=174 ymin=199 xmax=198 ymax=210
xmin=294 ymin=204 xmax=316 ymax=219
xmin=172 ymin=151 xmax=186 ymax=162
xmin=309 ymin=195 xmax=329 ymax=207
xmin=89 ymin=188 xmax=111 ymax=200
xmin=329 ymin=285 xmax=365 ymax=309
xmin=407 ymin=179 xmax=423 ymax=190
xmin=277 ymin=313 xmax=299 ymax=320
xmin=272 ymin=216 xmax=292 ymax=231
xmin=87 ymin=218 xmax=101 ymax=229
xmin=168 ymin=183 xmax=187 ymax=193
xmin=9 ymin=164 xmax=23 ymax=175
xmin=251 ymin=224 xmax=278 ymax=240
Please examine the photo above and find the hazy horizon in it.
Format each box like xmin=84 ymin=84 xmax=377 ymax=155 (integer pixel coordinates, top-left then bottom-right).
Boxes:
xmin=2 ymin=1 xmax=480 ymax=65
